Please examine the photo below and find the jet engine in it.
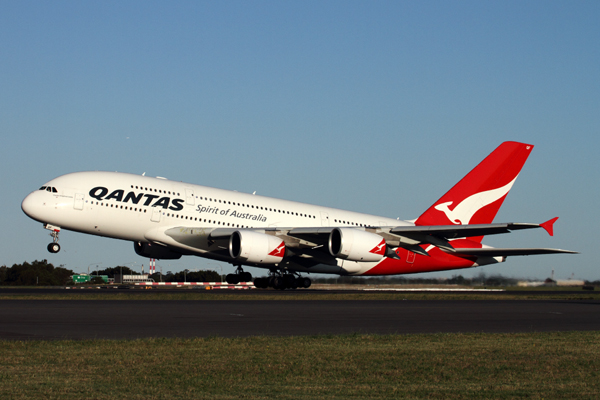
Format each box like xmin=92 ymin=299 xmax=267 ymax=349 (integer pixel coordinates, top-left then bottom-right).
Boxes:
xmin=229 ymin=230 xmax=286 ymax=264
xmin=134 ymin=241 xmax=182 ymax=260
xmin=328 ymin=228 xmax=387 ymax=262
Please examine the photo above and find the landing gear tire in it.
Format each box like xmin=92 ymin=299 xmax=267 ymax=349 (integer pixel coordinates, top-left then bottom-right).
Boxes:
xmin=226 ymin=274 xmax=240 ymax=285
xmin=47 ymin=243 xmax=60 ymax=253
xmin=283 ymin=274 xmax=296 ymax=289
xmin=253 ymin=272 xmax=311 ymax=290
xmin=253 ymin=277 xmax=268 ymax=289
xmin=273 ymin=276 xmax=285 ymax=290
xmin=226 ymin=270 xmax=253 ymax=285
xmin=241 ymin=271 xmax=252 ymax=282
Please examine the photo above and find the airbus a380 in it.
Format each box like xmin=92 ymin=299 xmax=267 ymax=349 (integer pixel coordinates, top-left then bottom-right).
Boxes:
xmin=21 ymin=142 xmax=576 ymax=289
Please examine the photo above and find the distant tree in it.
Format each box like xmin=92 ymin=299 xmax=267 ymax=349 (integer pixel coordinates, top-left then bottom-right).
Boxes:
xmin=0 ymin=265 xmax=7 ymax=283
xmin=448 ymin=275 xmax=469 ymax=285
xmin=483 ymin=274 xmax=518 ymax=287
xmin=311 ymin=274 xmax=525 ymax=287
xmin=149 ymin=273 xmax=161 ymax=282
xmin=91 ymin=266 xmax=136 ymax=278
xmin=0 ymin=260 xmax=74 ymax=286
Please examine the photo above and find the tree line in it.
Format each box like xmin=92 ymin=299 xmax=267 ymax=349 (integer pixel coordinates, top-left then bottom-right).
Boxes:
xmin=0 ymin=260 xmax=74 ymax=286
xmin=0 ymin=262 xmax=220 ymax=285
xmin=313 ymin=273 xmax=599 ymax=287
xmin=91 ymin=267 xmax=221 ymax=283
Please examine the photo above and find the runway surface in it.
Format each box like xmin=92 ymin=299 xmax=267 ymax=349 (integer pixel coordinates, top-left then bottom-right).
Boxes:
xmin=1 ymin=299 xmax=599 ymax=340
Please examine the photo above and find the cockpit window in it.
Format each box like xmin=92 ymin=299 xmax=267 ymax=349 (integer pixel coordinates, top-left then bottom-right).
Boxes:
xmin=40 ymin=186 xmax=57 ymax=193
xmin=52 ymin=187 xmax=57 ymax=193
xmin=39 ymin=186 xmax=47 ymax=190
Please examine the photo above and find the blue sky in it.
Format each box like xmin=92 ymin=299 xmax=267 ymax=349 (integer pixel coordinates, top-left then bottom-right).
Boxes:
xmin=1 ymin=1 xmax=598 ymax=280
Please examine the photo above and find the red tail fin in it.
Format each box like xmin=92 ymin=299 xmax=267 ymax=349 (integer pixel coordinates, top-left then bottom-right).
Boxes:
xmin=415 ymin=142 xmax=534 ymax=235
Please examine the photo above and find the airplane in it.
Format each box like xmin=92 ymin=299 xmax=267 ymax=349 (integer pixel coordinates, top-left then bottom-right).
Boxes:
xmin=21 ymin=141 xmax=576 ymax=289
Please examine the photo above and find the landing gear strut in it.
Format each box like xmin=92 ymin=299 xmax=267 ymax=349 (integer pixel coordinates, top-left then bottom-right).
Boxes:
xmin=226 ymin=266 xmax=252 ymax=284
xmin=45 ymin=224 xmax=61 ymax=253
xmin=254 ymin=270 xmax=311 ymax=290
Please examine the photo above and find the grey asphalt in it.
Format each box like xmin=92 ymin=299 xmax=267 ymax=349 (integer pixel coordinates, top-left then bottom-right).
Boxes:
xmin=1 ymin=299 xmax=599 ymax=340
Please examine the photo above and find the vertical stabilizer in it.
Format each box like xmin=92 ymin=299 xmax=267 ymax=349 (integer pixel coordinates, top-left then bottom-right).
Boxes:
xmin=415 ymin=142 xmax=534 ymax=239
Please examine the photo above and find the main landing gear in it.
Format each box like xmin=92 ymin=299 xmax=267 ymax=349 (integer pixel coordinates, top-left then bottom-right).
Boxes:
xmin=253 ymin=271 xmax=311 ymax=290
xmin=45 ymin=224 xmax=61 ymax=253
xmin=226 ymin=266 xmax=252 ymax=284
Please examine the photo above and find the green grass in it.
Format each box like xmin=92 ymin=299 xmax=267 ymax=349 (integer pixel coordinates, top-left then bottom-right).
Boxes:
xmin=1 ymin=332 xmax=599 ymax=399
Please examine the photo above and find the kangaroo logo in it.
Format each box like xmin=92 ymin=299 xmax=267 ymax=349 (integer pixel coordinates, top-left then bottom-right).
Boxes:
xmin=434 ymin=176 xmax=518 ymax=225
xmin=268 ymin=242 xmax=286 ymax=257
xmin=369 ymin=239 xmax=387 ymax=255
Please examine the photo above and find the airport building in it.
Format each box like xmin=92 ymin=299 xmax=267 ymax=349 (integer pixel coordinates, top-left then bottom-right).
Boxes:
xmin=115 ymin=274 xmax=154 ymax=284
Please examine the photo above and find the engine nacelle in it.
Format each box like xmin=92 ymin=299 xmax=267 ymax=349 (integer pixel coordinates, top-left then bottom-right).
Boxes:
xmin=134 ymin=241 xmax=182 ymax=260
xmin=229 ymin=230 xmax=286 ymax=264
xmin=328 ymin=228 xmax=387 ymax=262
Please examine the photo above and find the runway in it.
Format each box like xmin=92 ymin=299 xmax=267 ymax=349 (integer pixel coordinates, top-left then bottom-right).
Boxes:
xmin=1 ymin=299 xmax=599 ymax=340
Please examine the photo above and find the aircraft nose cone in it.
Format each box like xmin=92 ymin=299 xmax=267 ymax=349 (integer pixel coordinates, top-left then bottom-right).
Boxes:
xmin=21 ymin=193 xmax=34 ymax=216
xmin=22 ymin=192 xmax=44 ymax=222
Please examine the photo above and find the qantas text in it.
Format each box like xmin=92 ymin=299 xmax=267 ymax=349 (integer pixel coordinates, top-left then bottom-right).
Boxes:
xmin=89 ymin=187 xmax=184 ymax=211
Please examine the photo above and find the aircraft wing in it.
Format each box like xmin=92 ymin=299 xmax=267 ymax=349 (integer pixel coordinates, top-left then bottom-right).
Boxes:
xmin=450 ymin=248 xmax=578 ymax=257
xmin=390 ymin=218 xmax=558 ymax=239
xmin=279 ymin=219 xmax=562 ymax=256
xmin=384 ymin=218 xmax=561 ymax=255
xmin=144 ymin=217 xmax=570 ymax=262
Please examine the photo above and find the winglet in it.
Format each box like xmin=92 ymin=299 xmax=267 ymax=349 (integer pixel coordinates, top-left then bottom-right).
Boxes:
xmin=540 ymin=217 xmax=559 ymax=236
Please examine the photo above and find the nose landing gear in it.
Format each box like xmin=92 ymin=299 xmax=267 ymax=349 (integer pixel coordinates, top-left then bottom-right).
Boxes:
xmin=47 ymin=242 xmax=60 ymax=253
xmin=44 ymin=224 xmax=61 ymax=253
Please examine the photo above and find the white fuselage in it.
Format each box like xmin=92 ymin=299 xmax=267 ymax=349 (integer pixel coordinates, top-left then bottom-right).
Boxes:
xmin=22 ymin=171 xmax=412 ymax=275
